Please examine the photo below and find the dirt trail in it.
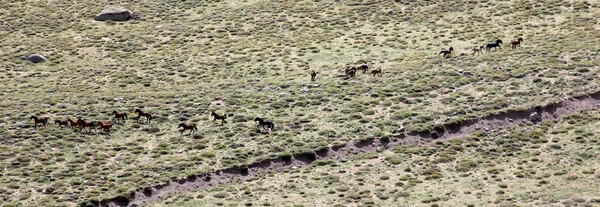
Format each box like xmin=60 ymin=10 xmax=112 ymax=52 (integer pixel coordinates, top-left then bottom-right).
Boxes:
xmin=100 ymin=91 xmax=600 ymax=207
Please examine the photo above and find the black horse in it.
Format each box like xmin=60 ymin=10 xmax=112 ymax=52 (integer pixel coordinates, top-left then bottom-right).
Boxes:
xmin=360 ymin=63 xmax=368 ymax=73
xmin=254 ymin=117 xmax=274 ymax=131
xmin=486 ymin=39 xmax=503 ymax=51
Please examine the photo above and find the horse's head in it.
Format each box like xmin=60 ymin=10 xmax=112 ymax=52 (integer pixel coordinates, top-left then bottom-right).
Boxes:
xmin=254 ymin=117 xmax=261 ymax=122
xmin=449 ymin=47 xmax=454 ymax=52
xmin=30 ymin=115 xmax=36 ymax=119
xmin=178 ymin=123 xmax=185 ymax=128
xmin=496 ymin=39 xmax=503 ymax=44
xmin=54 ymin=120 xmax=60 ymax=124
xmin=134 ymin=109 xmax=141 ymax=113
xmin=112 ymin=110 xmax=118 ymax=114
xmin=518 ymin=37 xmax=523 ymax=42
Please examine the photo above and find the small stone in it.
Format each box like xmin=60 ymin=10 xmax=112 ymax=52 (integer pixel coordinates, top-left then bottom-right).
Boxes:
xmin=463 ymin=71 xmax=472 ymax=76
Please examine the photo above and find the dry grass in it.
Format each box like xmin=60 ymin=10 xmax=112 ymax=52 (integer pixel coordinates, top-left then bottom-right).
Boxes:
xmin=155 ymin=110 xmax=600 ymax=207
xmin=1 ymin=0 xmax=600 ymax=206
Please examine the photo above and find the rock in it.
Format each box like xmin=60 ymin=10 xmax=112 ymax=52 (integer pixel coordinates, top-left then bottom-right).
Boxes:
xmin=387 ymin=9 xmax=394 ymax=14
xmin=21 ymin=54 xmax=46 ymax=63
xmin=308 ymin=84 xmax=321 ymax=88
xmin=457 ymin=69 xmax=464 ymax=73
xmin=301 ymin=87 xmax=309 ymax=93
xmin=530 ymin=112 xmax=541 ymax=122
xmin=94 ymin=6 xmax=133 ymax=21
xmin=463 ymin=71 xmax=472 ymax=76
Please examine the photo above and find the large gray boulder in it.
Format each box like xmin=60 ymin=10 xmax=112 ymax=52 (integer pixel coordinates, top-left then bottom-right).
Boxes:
xmin=20 ymin=54 xmax=46 ymax=63
xmin=95 ymin=6 xmax=132 ymax=21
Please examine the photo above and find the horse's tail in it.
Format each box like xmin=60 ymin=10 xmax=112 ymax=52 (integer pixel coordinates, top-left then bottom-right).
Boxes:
xmin=124 ymin=113 xmax=128 ymax=119
xmin=194 ymin=125 xmax=198 ymax=131
xmin=270 ymin=123 xmax=275 ymax=130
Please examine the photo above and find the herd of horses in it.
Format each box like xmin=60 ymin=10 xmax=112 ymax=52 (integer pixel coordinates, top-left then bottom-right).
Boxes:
xmin=439 ymin=37 xmax=524 ymax=58
xmin=309 ymin=62 xmax=382 ymax=81
xmin=30 ymin=109 xmax=275 ymax=135
xmin=309 ymin=37 xmax=523 ymax=80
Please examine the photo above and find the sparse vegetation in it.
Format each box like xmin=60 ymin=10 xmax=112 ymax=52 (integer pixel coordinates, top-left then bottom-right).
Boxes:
xmin=1 ymin=0 xmax=600 ymax=206
xmin=155 ymin=110 xmax=600 ymax=206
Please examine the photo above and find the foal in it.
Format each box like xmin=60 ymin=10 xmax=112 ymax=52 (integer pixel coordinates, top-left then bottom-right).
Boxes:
xmin=178 ymin=123 xmax=198 ymax=135
xmin=31 ymin=115 xmax=49 ymax=129
xmin=439 ymin=47 xmax=454 ymax=58
xmin=112 ymin=110 xmax=128 ymax=123
xmin=210 ymin=111 xmax=231 ymax=125
xmin=97 ymin=121 xmax=112 ymax=132
xmin=511 ymin=37 xmax=523 ymax=49
xmin=310 ymin=71 xmax=319 ymax=81
xmin=134 ymin=109 xmax=152 ymax=123
xmin=472 ymin=46 xmax=484 ymax=56
xmin=54 ymin=119 xmax=69 ymax=129
xmin=370 ymin=68 xmax=382 ymax=77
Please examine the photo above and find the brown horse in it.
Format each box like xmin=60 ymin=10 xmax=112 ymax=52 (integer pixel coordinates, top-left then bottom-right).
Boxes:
xmin=211 ymin=112 xmax=232 ymax=125
xmin=511 ymin=37 xmax=523 ymax=49
xmin=112 ymin=110 xmax=128 ymax=123
xmin=178 ymin=123 xmax=198 ymax=135
xmin=134 ymin=109 xmax=152 ymax=123
xmin=54 ymin=119 xmax=69 ymax=129
xmin=345 ymin=67 xmax=356 ymax=78
xmin=68 ymin=118 xmax=79 ymax=129
xmin=310 ymin=71 xmax=319 ymax=81
xmin=30 ymin=115 xmax=49 ymax=129
xmin=439 ymin=47 xmax=454 ymax=58
xmin=77 ymin=119 xmax=96 ymax=132
xmin=97 ymin=121 xmax=112 ymax=132
xmin=370 ymin=68 xmax=382 ymax=77
xmin=472 ymin=46 xmax=484 ymax=56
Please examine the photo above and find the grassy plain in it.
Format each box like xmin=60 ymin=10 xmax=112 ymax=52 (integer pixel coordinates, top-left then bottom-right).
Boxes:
xmin=0 ymin=0 xmax=599 ymax=206
xmin=155 ymin=110 xmax=600 ymax=207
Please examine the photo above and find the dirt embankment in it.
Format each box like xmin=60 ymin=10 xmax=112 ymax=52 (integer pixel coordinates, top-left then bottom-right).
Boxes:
xmin=99 ymin=91 xmax=600 ymax=207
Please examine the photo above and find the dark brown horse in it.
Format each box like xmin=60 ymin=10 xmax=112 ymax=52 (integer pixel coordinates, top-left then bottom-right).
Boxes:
xmin=370 ymin=68 xmax=382 ymax=77
xmin=112 ymin=110 xmax=128 ymax=123
xmin=211 ymin=112 xmax=232 ymax=125
xmin=439 ymin=47 xmax=454 ymax=58
xmin=31 ymin=115 xmax=49 ymax=129
xmin=68 ymin=118 xmax=79 ymax=129
xmin=97 ymin=121 xmax=112 ymax=132
xmin=134 ymin=109 xmax=152 ymax=123
xmin=472 ymin=46 xmax=484 ymax=56
xmin=345 ymin=67 xmax=356 ymax=78
xmin=310 ymin=71 xmax=319 ymax=81
xmin=54 ymin=119 xmax=69 ymax=129
xmin=511 ymin=37 xmax=523 ymax=49
xmin=360 ymin=63 xmax=368 ymax=73
xmin=77 ymin=119 xmax=96 ymax=132
xmin=178 ymin=123 xmax=198 ymax=135
xmin=486 ymin=39 xmax=503 ymax=51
